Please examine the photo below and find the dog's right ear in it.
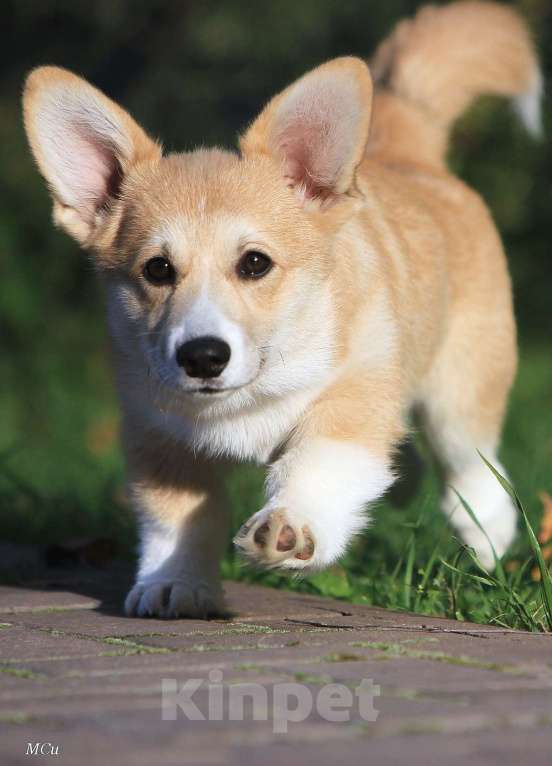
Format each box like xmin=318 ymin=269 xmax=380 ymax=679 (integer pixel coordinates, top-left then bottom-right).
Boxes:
xmin=23 ymin=66 xmax=161 ymax=246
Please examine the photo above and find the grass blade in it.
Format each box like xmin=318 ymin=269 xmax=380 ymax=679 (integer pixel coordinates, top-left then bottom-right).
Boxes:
xmin=439 ymin=558 xmax=496 ymax=587
xmin=403 ymin=534 xmax=415 ymax=610
xmin=478 ymin=453 xmax=552 ymax=631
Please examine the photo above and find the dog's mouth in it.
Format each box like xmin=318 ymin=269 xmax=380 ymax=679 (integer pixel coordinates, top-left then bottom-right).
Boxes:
xmin=196 ymin=386 xmax=228 ymax=395
xmin=185 ymin=380 xmax=254 ymax=398
xmin=182 ymin=364 xmax=265 ymax=398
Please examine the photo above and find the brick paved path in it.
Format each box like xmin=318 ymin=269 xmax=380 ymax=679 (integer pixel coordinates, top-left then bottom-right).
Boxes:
xmin=1 ymin=566 xmax=551 ymax=765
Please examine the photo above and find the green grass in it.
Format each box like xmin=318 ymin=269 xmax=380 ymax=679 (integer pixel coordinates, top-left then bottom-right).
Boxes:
xmin=1 ymin=342 xmax=551 ymax=631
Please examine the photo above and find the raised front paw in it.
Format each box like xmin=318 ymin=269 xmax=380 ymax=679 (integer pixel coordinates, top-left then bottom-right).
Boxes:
xmin=233 ymin=508 xmax=315 ymax=569
xmin=124 ymin=578 xmax=224 ymax=619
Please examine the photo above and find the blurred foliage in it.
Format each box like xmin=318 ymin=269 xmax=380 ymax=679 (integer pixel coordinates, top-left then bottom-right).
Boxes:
xmin=0 ymin=1 xmax=550 ymax=607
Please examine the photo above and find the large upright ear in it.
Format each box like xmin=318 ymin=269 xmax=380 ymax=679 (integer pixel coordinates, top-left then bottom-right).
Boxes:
xmin=240 ymin=57 xmax=372 ymax=202
xmin=23 ymin=66 xmax=161 ymax=245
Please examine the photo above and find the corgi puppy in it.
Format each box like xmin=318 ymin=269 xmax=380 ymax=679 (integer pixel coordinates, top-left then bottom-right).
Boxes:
xmin=23 ymin=1 xmax=541 ymax=618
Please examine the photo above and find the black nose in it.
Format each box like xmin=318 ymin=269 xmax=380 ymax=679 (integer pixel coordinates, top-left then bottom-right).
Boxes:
xmin=176 ymin=336 xmax=231 ymax=378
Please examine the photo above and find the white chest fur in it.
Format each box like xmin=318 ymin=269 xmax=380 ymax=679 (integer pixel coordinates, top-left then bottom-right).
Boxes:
xmin=146 ymin=384 xmax=326 ymax=463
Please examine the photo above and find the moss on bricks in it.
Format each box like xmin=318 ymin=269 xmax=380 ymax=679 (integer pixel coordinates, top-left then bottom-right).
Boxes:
xmin=349 ymin=640 xmax=525 ymax=673
xmin=0 ymin=665 xmax=46 ymax=680
xmin=323 ymin=652 xmax=367 ymax=663
xmin=0 ymin=712 xmax=35 ymax=725
xmin=293 ymin=672 xmax=335 ymax=685
xmin=99 ymin=637 xmax=172 ymax=656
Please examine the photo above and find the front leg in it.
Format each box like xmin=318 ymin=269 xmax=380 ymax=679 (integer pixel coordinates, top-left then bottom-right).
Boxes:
xmin=123 ymin=429 xmax=229 ymax=618
xmin=235 ymin=374 xmax=404 ymax=570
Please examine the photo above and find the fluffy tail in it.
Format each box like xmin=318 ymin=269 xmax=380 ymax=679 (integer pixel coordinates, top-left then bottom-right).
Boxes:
xmin=368 ymin=1 xmax=542 ymax=169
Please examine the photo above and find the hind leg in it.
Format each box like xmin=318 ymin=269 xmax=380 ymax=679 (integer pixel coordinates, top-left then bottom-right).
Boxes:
xmin=419 ymin=312 xmax=518 ymax=568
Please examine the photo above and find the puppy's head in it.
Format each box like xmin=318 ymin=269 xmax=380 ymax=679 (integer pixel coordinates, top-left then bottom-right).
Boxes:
xmin=23 ymin=60 xmax=372 ymax=416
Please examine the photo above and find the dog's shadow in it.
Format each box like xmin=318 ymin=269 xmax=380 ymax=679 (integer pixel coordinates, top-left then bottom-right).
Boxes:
xmin=0 ymin=549 xmax=241 ymax=620
xmin=0 ymin=545 xmax=136 ymax=617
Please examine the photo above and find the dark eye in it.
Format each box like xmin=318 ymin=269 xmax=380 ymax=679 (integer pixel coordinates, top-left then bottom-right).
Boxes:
xmin=237 ymin=250 xmax=273 ymax=279
xmin=143 ymin=256 xmax=175 ymax=286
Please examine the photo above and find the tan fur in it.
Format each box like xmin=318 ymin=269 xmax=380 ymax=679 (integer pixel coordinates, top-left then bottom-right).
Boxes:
xmin=22 ymin=2 xmax=539 ymax=617
xmin=369 ymin=0 xmax=540 ymax=165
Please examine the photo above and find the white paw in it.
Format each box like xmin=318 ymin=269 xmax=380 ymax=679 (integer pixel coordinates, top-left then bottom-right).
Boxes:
xmin=234 ymin=507 xmax=316 ymax=570
xmin=124 ymin=579 xmax=224 ymax=619
xmin=443 ymin=462 xmax=518 ymax=569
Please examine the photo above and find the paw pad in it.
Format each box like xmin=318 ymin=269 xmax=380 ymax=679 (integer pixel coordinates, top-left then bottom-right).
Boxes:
xmin=276 ymin=524 xmax=297 ymax=551
xmin=234 ymin=510 xmax=315 ymax=568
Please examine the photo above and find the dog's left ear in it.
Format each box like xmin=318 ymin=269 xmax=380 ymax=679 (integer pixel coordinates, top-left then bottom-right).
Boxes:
xmin=240 ymin=57 xmax=372 ymax=203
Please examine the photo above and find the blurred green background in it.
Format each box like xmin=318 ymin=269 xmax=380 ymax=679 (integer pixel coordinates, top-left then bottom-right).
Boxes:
xmin=0 ymin=1 xmax=550 ymax=623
